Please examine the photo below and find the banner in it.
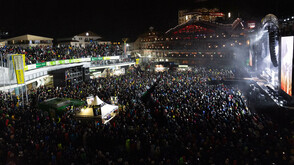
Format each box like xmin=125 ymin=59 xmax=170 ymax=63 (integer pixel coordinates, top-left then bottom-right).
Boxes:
xmin=46 ymin=61 xmax=56 ymax=66
xmin=12 ymin=54 xmax=25 ymax=84
xmin=26 ymin=64 xmax=36 ymax=70
xmin=91 ymin=57 xmax=103 ymax=61
xmin=36 ymin=62 xmax=47 ymax=68
xmin=73 ymin=59 xmax=82 ymax=63
xmin=64 ymin=60 xmax=70 ymax=64
xmin=81 ymin=58 xmax=91 ymax=62
xmin=103 ymin=56 xmax=120 ymax=60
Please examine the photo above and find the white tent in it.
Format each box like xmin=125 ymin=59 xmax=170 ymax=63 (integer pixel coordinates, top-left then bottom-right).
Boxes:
xmin=92 ymin=95 xmax=118 ymax=120
xmin=101 ymin=103 xmax=118 ymax=120
xmin=91 ymin=96 xmax=104 ymax=105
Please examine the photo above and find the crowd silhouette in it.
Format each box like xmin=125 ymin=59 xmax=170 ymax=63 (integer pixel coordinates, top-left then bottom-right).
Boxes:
xmin=0 ymin=67 xmax=293 ymax=164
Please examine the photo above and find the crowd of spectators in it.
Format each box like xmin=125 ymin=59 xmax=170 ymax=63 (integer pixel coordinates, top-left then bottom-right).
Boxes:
xmin=0 ymin=67 xmax=293 ymax=164
xmin=0 ymin=43 xmax=124 ymax=66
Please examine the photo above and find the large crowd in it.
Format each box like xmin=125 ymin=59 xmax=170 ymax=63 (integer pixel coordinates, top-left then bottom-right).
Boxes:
xmin=0 ymin=43 xmax=123 ymax=66
xmin=0 ymin=67 xmax=293 ymax=164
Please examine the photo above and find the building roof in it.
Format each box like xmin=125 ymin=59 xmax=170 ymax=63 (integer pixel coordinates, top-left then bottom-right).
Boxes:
xmin=5 ymin=34 xmax=53 ymax=41
xmin=165 ymin=18 xmax=242 ymax=35
xmin=76 ymin=31 xmax=101 ymax=38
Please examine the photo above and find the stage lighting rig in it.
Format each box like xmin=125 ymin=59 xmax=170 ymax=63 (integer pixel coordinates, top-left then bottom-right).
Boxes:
xmin=262 ymin=14 xmax=280 ymax=67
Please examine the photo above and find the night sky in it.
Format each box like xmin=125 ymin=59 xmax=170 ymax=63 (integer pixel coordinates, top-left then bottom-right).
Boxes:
xmin=1 ymin=0 xmax=292 ymax=41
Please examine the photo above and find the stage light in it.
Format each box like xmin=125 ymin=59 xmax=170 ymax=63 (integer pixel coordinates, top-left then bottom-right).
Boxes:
xmin=228 ymin=12 xmax=231 ymax=18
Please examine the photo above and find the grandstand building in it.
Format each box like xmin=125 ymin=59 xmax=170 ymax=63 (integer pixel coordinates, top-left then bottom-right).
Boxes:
xmin=5 ymin=34 xmax=53 ymax=47
xmin=133 ymin=8 xmax=249 ymax=65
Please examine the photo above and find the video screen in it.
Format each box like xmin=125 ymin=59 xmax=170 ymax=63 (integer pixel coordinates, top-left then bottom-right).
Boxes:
xmin=281 ymin=36 xmax=294 ymax=96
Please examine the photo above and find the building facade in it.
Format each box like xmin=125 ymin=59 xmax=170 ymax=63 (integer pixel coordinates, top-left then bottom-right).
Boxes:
xmin=178 ymin=8 xmax=225 ymax=25
xmin=57 ymin=31 xmax=102 ymax=47
xmin=133 ymin=10 xmax=249 ymax=66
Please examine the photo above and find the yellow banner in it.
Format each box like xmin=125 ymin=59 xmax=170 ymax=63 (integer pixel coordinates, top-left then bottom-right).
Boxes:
xmin=12 ymin=54 xmax=25 ymax=84
xmin=20 ymin=54 xmax=28 ymax=70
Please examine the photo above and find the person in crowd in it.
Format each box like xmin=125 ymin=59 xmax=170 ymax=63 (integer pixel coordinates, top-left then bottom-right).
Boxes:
xmin=0 ymin=43 xmax=124 ymax=65
xmin=0 ymin=66 xmax=293 ymax=164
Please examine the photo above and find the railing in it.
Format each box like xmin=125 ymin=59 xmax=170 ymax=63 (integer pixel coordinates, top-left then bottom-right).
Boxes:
xmin=23 ymin=56 xmax=125 ymax=71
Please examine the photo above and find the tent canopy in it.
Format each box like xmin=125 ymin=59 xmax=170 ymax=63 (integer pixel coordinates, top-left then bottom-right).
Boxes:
xmin=91 ymin=96 xmax=118 ymax=119
xmin=91 ymin=96 xmax=104 ymax=106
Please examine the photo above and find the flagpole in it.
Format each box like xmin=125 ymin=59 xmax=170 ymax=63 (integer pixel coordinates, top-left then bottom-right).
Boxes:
xmin=2 ymin=53 xmax=6 ymax=100
xmin=8 ymin=56 xmax=12 ymax=100
xmin=21 ymin=84 xmax=24 ymax=107
xmin=25 ymin=83 xmax=28 ymax=104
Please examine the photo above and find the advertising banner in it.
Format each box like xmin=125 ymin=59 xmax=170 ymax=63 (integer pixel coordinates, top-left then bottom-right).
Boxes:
xmin=103 ymin=56 xmax=120 ymax=60
xmin=36 ymin=62 xmax=47 ymax=68
xmin=46 ymin=61 xmax=56 ymax=66
xmin=91 ymin=57 xmax=103 ymax=61
xmin=26 ymin=64 xmax=36 ymax=70
xmin=12 ymin=54 xmax=25 ymax=84
xmin=74 ymin=59 xmax=82 ymax=63
xmin=82 ymin=58 xmax=91 ymax=62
